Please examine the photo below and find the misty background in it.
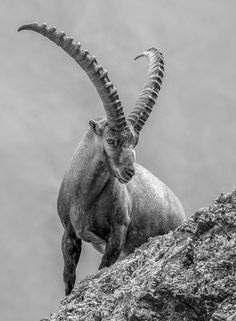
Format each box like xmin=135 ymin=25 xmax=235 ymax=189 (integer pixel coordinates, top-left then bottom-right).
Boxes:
xmin=1 ymin=1 xmax=236 ymax=321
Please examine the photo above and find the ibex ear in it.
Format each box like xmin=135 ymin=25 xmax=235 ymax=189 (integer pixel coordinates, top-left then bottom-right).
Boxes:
xmin=89 ymin=119 xmax=104 ymax=136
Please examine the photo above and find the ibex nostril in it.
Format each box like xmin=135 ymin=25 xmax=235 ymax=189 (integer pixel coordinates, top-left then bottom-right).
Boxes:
xmin=130 ymin=170 xmax=135 ymax=176
xmin=124 ymin=167 xmax=135 ymax=178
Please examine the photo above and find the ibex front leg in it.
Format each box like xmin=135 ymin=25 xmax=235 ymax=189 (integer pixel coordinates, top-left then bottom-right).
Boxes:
xmin=61 ymin=230 xmax=82 ymax=295
xmin=99 ymin=222 xmax=127 ymax=269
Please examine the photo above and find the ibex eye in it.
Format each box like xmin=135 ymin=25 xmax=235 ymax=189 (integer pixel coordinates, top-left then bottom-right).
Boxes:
xmin=107 ymin=138 xmax=115 ymax=145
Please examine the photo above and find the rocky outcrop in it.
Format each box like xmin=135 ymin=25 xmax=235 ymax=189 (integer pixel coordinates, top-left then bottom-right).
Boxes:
xmin=43 ymin=190 xmax=236 ymax=321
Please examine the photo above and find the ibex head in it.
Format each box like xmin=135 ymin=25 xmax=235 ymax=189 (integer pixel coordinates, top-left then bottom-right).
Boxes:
xmin=89 ymin=117 xmax=138 ymax=183
xmin=18 ymin=23 xmax=164 ymax=184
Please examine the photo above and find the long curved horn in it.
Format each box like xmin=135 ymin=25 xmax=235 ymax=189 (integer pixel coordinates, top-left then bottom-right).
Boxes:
xmin=127 ymin=48 xmax=164 ymax=132
xmin=18 ymin=22 xmax=127 ymax=130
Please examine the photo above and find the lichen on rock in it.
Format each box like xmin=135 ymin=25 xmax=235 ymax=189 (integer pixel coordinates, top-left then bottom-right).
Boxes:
xmin=43 ymin=190 xmax=236 ymax=321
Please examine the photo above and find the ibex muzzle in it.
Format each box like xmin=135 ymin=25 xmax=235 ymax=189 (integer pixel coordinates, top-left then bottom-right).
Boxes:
xmin=18 ymin=22 xmax=185 ymax=296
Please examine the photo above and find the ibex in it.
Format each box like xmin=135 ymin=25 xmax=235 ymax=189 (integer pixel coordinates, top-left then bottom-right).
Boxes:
xmin=18 ymin=22 xmax=185 ymax=295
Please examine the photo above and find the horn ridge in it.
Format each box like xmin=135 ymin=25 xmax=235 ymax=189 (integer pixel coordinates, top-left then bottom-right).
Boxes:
xmin=18 ymin=22 xmax=127 ymax=130
xmin=128 ymin=48 xmax=164 ymax=132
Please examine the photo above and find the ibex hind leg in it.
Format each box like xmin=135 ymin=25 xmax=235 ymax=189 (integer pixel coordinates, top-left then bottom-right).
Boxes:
xmin=61 ymin=230 xmax=82 ymax=295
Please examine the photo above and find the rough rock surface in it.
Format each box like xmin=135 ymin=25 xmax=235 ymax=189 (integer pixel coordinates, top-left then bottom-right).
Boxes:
xmin=44 ymin=190 xmax=236 ymax=321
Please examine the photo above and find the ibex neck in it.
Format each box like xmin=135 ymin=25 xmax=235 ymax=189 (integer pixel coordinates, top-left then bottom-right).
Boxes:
xmin=66 ymin=130 xmax=112 ymax=202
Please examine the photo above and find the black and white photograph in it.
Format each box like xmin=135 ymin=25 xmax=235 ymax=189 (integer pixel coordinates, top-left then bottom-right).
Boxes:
xmin=1 ymin=1 xmax=236 ymax=320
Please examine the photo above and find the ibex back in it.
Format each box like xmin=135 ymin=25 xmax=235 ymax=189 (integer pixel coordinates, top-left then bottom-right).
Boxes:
xmin=18 ymin=23 xmax=185 ymax=295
